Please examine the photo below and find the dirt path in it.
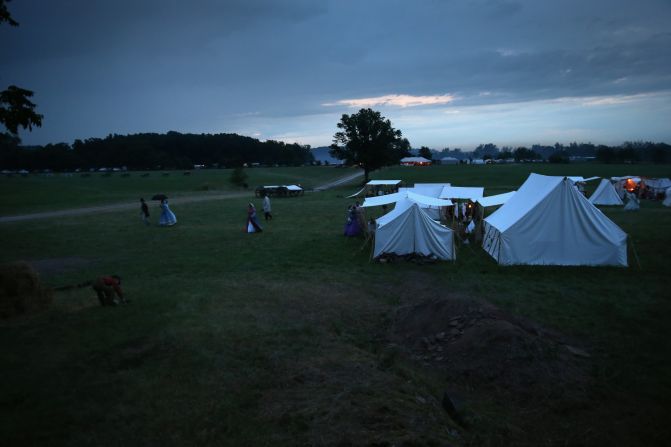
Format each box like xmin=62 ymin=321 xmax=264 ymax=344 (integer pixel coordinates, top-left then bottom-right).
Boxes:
xmin=0 ymin=171 xmax=364 ymax=224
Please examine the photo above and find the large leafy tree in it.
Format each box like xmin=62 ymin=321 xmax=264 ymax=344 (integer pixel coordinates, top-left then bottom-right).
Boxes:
xmin=418 ymin=146 xmax=433 ymax=160
xmin=0 ymin=0 xmax=43 ymax=140
xmin=330 ymin=108 xmax=410 ymax=182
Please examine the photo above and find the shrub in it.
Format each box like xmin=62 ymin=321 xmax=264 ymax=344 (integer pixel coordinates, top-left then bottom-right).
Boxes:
xmin=0 ymin=262 xmax=53 ymax=319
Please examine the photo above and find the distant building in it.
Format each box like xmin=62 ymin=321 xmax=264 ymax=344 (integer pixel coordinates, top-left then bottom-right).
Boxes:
xmin=400 ymin=156 xmax=432 ymax=166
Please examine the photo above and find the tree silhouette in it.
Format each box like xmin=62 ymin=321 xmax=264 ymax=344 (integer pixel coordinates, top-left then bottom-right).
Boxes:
xmin=418 ymin=146 xmax=433 ymax=160
xmin=0 ymin=0 xmax=43 ymax=140
xmin=330 ymin=108 xmax=410 ymax=182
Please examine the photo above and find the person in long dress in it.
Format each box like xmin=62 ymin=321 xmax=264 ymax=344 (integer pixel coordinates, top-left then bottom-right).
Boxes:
xmin=344 ymin=205 xmax=361 ymax=237
xmin=159 ymin=199 xmax=177 ymax=226
xmin=246 ymin=203 xmax=263 ymax=233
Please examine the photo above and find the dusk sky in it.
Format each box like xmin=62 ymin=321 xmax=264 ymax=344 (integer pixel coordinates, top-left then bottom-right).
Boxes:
xmin=2 ymin=0 xmax=670 ymax=149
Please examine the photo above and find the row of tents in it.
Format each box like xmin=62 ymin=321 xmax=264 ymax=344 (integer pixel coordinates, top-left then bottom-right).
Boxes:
xmin=356 ymin=173 xmax=644 ymax=267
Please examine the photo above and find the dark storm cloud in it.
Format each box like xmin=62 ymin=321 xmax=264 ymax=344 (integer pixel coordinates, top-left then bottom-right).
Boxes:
xmin=1 ymin=0 xmax=669 ymax=145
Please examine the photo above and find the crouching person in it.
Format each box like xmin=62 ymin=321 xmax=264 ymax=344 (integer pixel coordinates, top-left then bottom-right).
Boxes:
xmin=92 ymin=275 xmax=127 ymax=306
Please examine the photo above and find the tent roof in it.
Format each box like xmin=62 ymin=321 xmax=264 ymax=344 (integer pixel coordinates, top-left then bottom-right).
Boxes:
xmin=263 ymin=184 xmax=302 ymax=190
xmin=476 ymin=191 xmax=516 ymax=207
xmin=362 ymin=190 xmax=452 ymax=208
xmin=485 ymin=174 xmax=563 ymax=233
xmin=376 ymin=198 xmax=414 ymax=227
xmin=567 ymin=176 xmax=600 ymax=183
xmin=366 ymin=179 xmax=402 ymax=185
xmin=400 ymin=157 xmax=431 ymax=163
xmin=611 ymin=176 xmax=641 ymax=183
xmin=644 ymin=178 xmax=671 ymax=189
xmin=407 ymin=183 xmax=452 ymax=198
xmin=439 ymin=186 xmax=484 ymax=200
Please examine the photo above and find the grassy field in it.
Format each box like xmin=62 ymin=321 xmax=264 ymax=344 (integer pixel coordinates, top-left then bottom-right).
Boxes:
xmin=0 ymin=166 xmax=352 ymax=215
xmin=1 ymin=163 xmax=670 ymax=446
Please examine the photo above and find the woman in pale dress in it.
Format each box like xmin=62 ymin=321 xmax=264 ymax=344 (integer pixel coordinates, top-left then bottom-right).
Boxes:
xmin=159 ymin=199 xmax=177 ymax=226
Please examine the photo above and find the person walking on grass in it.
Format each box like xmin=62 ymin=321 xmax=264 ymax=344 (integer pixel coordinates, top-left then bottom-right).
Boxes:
xmin=140 ymin=198 xmax=150 ymax=225
xmin=262 ymin=193 xmax=272 ymax=221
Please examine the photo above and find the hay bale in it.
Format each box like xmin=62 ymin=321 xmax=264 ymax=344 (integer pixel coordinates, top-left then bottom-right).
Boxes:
xmin=0 ymin=262 xmax=53 ymax=319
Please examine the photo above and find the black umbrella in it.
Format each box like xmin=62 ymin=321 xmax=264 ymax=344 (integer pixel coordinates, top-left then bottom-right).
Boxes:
xmin=151 ymin=194 xmax=168 ymax=201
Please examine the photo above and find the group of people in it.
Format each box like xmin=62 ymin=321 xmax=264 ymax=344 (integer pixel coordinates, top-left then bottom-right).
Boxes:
xmin=140 ymin=198 xmax=177 ymax=226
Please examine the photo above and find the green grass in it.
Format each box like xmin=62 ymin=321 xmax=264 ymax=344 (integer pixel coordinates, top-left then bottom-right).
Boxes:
xmin=1 ymin=164 xmax=670 ymax=446
xmin=0 ymin=166 xmax=352 ymax=215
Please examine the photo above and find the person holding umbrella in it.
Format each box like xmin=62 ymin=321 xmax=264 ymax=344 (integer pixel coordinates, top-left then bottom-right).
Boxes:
xmin=152 ymin=194 xmax=177 ymax=226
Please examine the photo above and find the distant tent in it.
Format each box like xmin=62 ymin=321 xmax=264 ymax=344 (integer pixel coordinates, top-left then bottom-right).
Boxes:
xmin=642 ymin=178 xmax=671 ymax=195
xmin=663 ymin=187 xmax=671 ymax=207
xmin=400 ymin=157 xmax=432 ymax=166
xmin=589 ymin=179 xmax=623 ymax=206
xmin=374 ymin=200 xmax=455 ymax=260
xmin=482 ymin=173 xmax=627 ymax=266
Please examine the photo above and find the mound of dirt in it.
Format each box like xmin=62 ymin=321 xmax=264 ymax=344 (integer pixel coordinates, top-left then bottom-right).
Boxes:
xmin=0 ymin=261 xmax=53 ymax=319
xmin=390 ymin=297 xmax=590 ymax=400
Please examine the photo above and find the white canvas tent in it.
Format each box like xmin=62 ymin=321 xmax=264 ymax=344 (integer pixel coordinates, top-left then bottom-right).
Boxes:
xmin=362 ymin=190 xmax=452 ymax=208
xmin=643 ymin=178 xmax=671 ymax=195
xmin=439 ymin=186 xmax=484 ymax=200
xmin=410 ymin=183 xmax=451 ymax=198
xmin=663 ymin=187 xmax=671 ymax=207
xmin=374 ymin=200 xmax=455 ymax=260
xmin=482 ymin=173 xmax=627 ymax=266
xmin=567 ymin=176 xmax=600 ymax=183
xmin=400 ymin=156 xmax=431 ymax=165
xmin=589 ymin=179 xmax=623 ymax=206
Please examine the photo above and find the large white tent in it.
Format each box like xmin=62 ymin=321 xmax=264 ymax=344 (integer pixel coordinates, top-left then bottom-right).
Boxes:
xmin=374 ymin=200 xmax=455 ymax=260
xmin=589 ymin=179 xmax=623 ymax=206
xmin=482 ymin=173 xmax=627 ymax=266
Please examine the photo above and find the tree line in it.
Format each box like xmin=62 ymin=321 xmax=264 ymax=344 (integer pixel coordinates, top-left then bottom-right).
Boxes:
xmin=0 ymin=131 xmax=315 ymax=171
xmin=433 ymin=141 xmax=671 ymax=163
